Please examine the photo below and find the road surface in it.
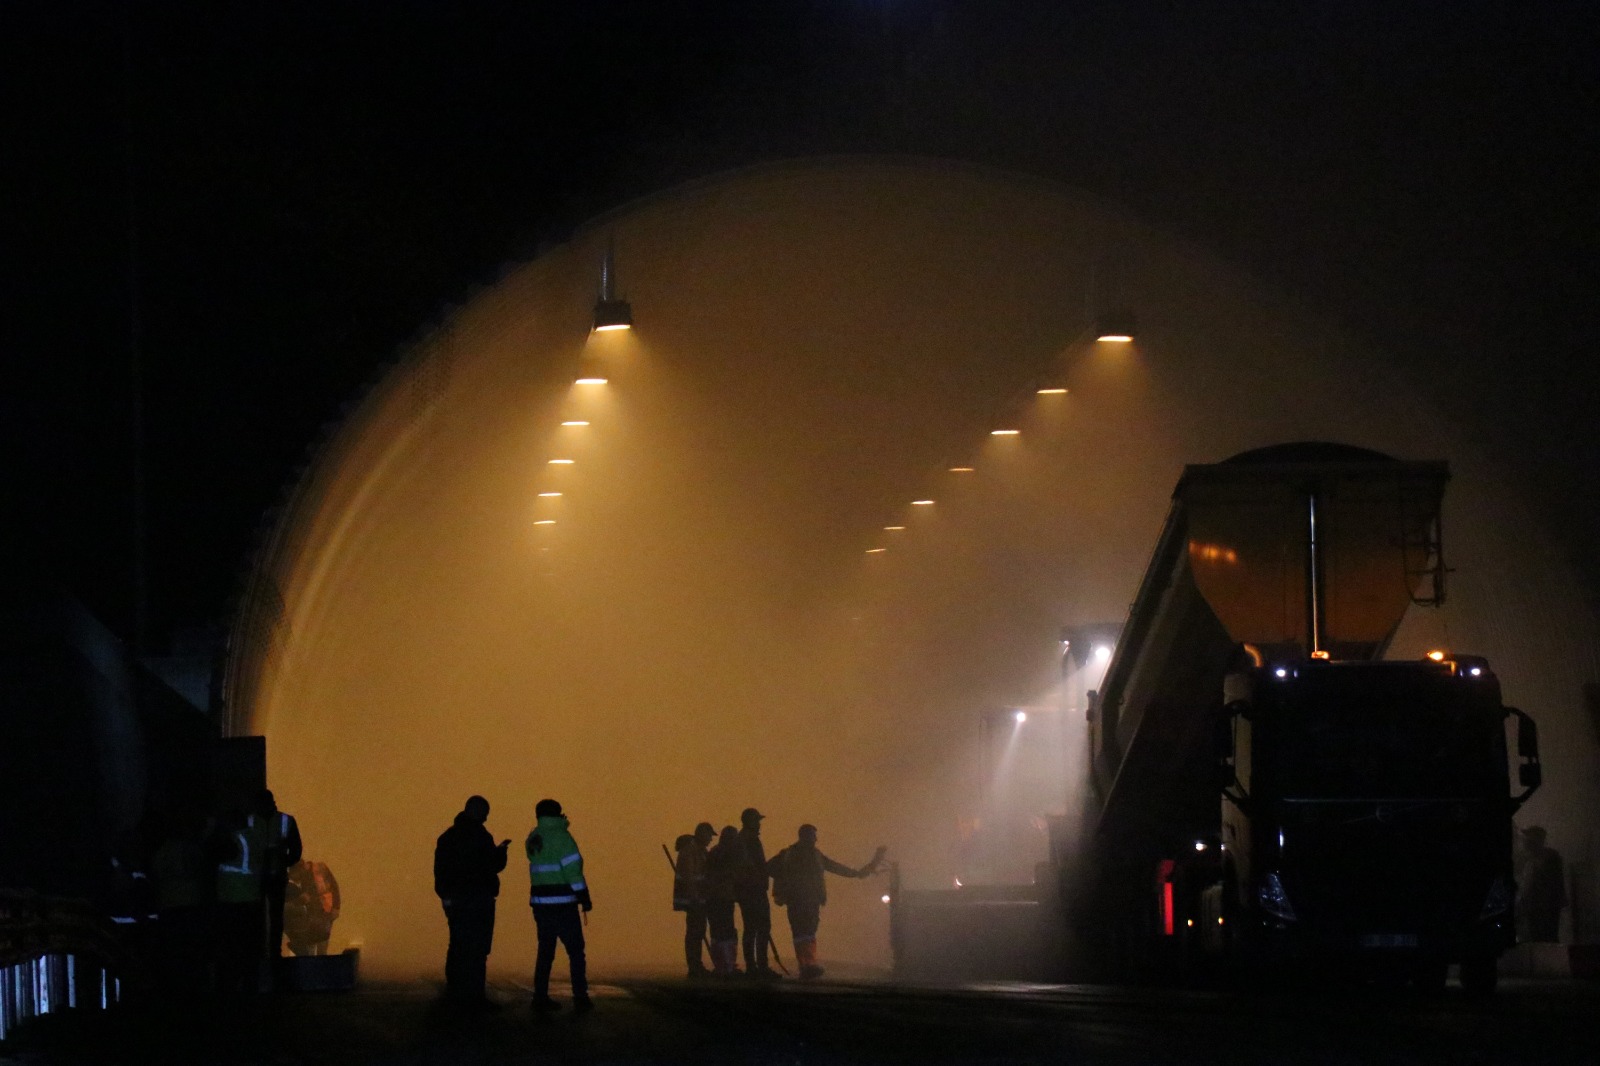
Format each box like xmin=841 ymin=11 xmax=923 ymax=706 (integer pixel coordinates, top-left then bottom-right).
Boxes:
xmin=4 ymin=973 xmax=1595 ymax=1064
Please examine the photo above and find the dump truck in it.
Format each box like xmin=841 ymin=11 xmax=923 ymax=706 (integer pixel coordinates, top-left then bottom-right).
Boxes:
xmin=1077 ymin=442 xmax=1542 ymax=992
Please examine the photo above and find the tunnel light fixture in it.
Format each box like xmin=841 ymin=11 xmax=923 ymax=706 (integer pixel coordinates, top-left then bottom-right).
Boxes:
xmin=881 ymin=894 xmax=892 ymax=904
xmin=1095 ymin=308 xmax=1137 ymax=343
xmin=592 ymin=239 xmax=634 ymax=332
xmin=990 ymin=429 xmax=1020 ymax=436
xmin=948 ymin=467 xmax=974 ymax=473
xmin=548 ymin=459 xmax=575 ymax=465
xmin=866 ymin=547 xmax=887 ymax=554
xmin=574 ymin=377 xmax=608 ymax=385
xmin=884 ymin=525 xmax=906 ymax=531
xmin=538 ymin=492 xmax=563 ymax=498
xmin=911 ymin=500 xmax=934 ymax=506
xmin=534 ymin=520 xmax=556 ymax=526
xmin=1014 ymin=710 xmax=1027 ymax=724
xmin=1036 ymin=387 xmax=1068 ymax=395
xmin=561 ymin=420 xmax=590 ymax=427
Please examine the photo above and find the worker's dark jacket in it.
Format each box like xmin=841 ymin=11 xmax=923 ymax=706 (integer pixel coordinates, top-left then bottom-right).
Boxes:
xmin=733 ymin=827 xmax=768 ymax=897
xmin=673 ymin=841 xmax=709 ymax=910
xmin=767 ymin=843 xmax=861 ymax=907
xmin=434 ymin=814 xmax=507 ymax=900
xmin=704 ymin=841 xmax=740 ymax=903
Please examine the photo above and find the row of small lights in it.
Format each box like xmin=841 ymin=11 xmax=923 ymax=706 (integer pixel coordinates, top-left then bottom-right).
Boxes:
xmin=532 ymin=247 xmax=635 ymax=536
xmin=863 ymin=319 xmax=1135 ymax=556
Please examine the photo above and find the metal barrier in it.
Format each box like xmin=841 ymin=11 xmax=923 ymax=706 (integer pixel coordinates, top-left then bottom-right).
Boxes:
xmin=0 ymin=893 xmax=123 ymax=1043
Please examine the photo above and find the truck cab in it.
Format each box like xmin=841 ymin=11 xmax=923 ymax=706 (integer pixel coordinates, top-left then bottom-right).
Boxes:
xmin=1205 ymin=655 xmax=1540 ymax=991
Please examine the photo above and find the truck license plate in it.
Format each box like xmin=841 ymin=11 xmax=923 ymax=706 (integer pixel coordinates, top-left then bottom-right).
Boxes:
xmin=1359 ymin=933 xmax=1419 ymax=948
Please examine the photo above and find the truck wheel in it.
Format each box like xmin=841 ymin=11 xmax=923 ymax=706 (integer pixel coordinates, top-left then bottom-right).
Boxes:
xmin=1460 ymin=956 xmax=1498 ymax=996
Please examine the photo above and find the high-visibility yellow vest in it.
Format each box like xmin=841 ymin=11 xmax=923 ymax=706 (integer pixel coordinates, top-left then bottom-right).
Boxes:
xmin=217 ymin=825 xmax=265 ymax=903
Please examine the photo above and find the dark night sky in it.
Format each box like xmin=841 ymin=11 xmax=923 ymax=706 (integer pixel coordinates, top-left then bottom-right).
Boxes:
xmin=5 ymin=1 xmax=1598 ymax=649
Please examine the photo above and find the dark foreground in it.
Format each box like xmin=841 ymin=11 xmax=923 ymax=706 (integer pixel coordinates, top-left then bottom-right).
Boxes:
xmin=4 ymin=973 xmax=1596 ymax=1065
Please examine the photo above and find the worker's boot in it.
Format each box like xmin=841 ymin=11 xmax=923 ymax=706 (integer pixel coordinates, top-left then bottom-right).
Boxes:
xmin=752 ymin=930 xmax=783 ymax=979
xmin=711 ymin=940 xmax=738 ymax=976
xmin=797 ymin=938 xmax=824 ymax=980
xmin=686 ymin=938 xmax=710 ymax=978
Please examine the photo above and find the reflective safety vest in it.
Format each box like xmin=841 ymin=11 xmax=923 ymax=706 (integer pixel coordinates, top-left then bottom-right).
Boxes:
xmin=248 ymin=811 xmax=300 ymax=877
xmin=217 ymin=826 xmax=265 ymax=903
xmin=526 ymin=816 xmax=589 ymax=907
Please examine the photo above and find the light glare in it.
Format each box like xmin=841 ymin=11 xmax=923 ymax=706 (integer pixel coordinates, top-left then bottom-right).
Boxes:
xmin=1013 ymin=710 xmax=1026 ymax=723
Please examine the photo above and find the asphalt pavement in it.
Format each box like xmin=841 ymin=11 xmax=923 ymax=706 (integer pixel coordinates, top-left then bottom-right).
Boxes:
xmin=3 ymin=973 xmax=1595 ymax=1065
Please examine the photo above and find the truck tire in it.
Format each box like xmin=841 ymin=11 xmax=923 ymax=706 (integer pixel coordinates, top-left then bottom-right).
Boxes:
xmin=1460 ymin=956 xmax=1498 ymax=996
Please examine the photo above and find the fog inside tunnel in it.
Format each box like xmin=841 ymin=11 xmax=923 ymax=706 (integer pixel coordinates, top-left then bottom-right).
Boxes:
xmin=234 ymin=161 xmax=1600 ymax=978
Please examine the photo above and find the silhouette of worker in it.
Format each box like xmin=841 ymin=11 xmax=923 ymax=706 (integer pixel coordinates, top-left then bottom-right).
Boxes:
xmin=250 ymin=789 xmax=302 ymax=959
xmin=734 ymin=807 xmax=778 ymax=978
xmin=704 ymin=825 xmax=742 ymax=975
xmin=768 ymin=824 xmax=886 ymax=979
xmin=673 ymin=823 xmax=715 ymax=977
xmin=211 ymin=805 xmax=266 ymax=993
xmin=1516 ymin=825 xmax=1566 ymax=942
xmin=433 ymin=795 xmax=511 ymax=1007
xmin=527 ymin=798 xmax=592 ymax=1013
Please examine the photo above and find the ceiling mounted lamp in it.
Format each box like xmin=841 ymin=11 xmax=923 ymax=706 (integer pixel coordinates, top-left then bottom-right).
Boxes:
xmin=1094 ymin=308 xmax=1137 ymax=343
xmin=592 ymin=238 xmax=633 ymax=332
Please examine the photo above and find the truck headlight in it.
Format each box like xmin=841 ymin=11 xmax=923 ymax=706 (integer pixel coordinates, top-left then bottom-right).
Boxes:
xmin=1478 ymin=876 xmax=1513 ymax=920
xmin=1258 ymin=871 xmax=1297 ymax=922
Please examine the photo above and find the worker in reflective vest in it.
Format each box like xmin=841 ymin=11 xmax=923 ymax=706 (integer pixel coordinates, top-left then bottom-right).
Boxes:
xmin=213 ymin=808 xmax=268 ymax=992
xmin=249 ymin=789 xmax=302 ymax=959
xmin=526 ymin=798 xmax=591 ymax=1013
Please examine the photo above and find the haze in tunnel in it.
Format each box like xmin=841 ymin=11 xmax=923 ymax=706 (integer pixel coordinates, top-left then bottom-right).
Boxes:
xmin=227 ymin=160 xmax=1600 ymax=978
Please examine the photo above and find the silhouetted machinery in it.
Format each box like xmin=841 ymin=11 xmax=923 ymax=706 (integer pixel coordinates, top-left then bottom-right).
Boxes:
xmin=890 ymin=443 xmax=1543 ymax=990
xmin=1077 ymin=443 xmax=1541 ymax=992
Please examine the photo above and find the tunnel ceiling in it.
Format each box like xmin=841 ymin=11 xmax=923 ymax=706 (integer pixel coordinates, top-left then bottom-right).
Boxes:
xmin=225 ymin=158 xmax=1600 ymax=977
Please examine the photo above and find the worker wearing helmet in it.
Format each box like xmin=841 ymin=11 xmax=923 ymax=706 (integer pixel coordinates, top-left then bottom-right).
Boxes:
xmin=527 ymin=798 xmax=592 ymax=1013
xmin=768 ymin=824 xmax=886 ymax=980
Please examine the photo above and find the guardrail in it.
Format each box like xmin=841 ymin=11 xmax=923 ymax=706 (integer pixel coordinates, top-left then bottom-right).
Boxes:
xmin=0 ymin=892 xmax=124 ymax=1043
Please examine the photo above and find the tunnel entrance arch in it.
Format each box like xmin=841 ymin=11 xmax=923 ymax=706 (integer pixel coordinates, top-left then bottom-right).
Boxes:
xmin=225 ymin=159 xmax=1600 ymax=977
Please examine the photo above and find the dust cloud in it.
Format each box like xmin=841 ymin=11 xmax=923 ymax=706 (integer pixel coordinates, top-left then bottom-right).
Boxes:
xmin=232 ymin=161 xmax=1600 ymax=978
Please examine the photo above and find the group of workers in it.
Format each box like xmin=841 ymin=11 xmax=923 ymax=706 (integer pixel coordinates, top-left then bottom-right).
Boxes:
xmin=430 ymin=795 xmax=886 ymax=1014
xmin=140 ymin=788 xmax=336 ymax=993
xmin=672 ymin=808 xmax=886 ymax=981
